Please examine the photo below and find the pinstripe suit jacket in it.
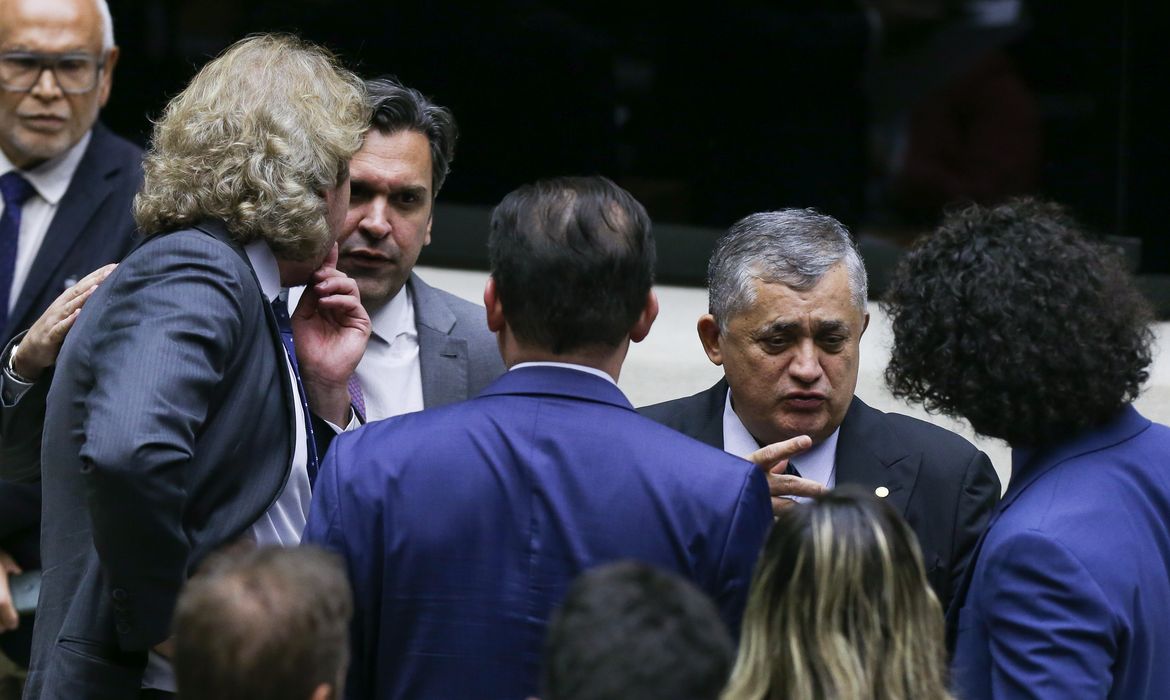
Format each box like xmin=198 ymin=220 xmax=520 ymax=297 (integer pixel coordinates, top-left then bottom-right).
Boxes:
xmin=26 ymin=221 xmax=296 ymax=700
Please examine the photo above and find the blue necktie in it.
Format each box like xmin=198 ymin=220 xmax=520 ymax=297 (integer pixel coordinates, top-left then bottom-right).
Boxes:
xmin=0 ymin=172 xmax=36 ymax=332
xmin=271 ymin=294 xmax=321 ymax=485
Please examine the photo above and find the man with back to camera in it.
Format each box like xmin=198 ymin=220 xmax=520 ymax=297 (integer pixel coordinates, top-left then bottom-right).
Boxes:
xmin=300 ymin=76 xmax=503 ymax=420
xmin=26 ymin=34 xmax=370 ymax=699
xmin=886 ymin=199 xmax=1170 ymax=698
xmin=640 ymin=209 xmax=1000 ymax=613
xmin=0 ymin=0 xmax=141 ymax=678
xmin=304 ymin=176 xmax=773 ymax=700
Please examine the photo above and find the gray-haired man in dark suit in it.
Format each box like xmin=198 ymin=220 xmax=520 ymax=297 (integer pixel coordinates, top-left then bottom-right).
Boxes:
xmin=640 ymin=209 xmax=1000 ymax=614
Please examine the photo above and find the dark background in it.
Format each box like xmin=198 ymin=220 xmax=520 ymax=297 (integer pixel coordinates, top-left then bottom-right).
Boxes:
xmin=101 ymin=0 xmax=1170 ymax=282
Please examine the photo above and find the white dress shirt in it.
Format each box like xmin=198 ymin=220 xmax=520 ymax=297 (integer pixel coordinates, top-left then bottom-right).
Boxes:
xmin=355 ymin=285 xmax=424 ymax=421
xmin=722 ymin=388 xmax=839 ymax=500
xmin=511 ymin=360 xmax=618 ymax=385
xmin=0 ymin=130 xmax=92 ymax=313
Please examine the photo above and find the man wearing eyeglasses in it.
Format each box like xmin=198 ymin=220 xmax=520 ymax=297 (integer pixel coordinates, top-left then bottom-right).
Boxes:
xmin=0 ymin=0 xmax=141 ymax=692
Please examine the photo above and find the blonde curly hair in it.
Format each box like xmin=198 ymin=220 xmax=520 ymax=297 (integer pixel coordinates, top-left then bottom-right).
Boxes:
xmin=133 ymin=34 xmax=369 ymax=261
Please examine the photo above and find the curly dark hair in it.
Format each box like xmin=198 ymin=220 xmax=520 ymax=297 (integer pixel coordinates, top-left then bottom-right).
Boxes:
xmin=883 ymin=198 xmax=1154 ymax=448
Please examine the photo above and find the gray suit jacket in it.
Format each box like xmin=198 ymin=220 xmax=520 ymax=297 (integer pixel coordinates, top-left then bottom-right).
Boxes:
xmin=27 ymin=222 xmax=295 ymax=700
xmin=640 ymin=380 xmax=1001 ymax=614
xmin=411 ymin=273 xmax=504 ymax=409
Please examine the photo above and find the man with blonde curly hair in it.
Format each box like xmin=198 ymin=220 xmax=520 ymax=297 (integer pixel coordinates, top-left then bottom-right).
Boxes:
xmin=27 ymin=34 xmax=370 ymax=700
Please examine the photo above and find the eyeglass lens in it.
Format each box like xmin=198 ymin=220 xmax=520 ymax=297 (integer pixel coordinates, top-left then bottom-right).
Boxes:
xmin=0 ymin=53 xmax=101 ymax=94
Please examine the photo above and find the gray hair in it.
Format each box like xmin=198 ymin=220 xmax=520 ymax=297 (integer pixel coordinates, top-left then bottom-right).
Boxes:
xmin=708 ymin=209 xmax=867 ymax=329
xmin=365 ymin=76 xmax=457 ymax=197
xmin=95 ymin=0 xmax=114 ymax=52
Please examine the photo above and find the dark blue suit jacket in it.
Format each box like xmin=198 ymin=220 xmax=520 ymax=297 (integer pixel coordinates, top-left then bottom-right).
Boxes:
xmin=305 ymin=366 xmax=773 ymax=700
xmin=951 ymin=405 xmax=1170 ymax=699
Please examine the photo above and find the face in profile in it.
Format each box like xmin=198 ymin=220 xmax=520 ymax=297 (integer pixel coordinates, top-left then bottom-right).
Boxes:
xmin=0 ymin=0 xmax=116 ymax=168
xmin=701 ymin=262 xmax=868 ymax=446
xmin=337 ymin=128 xmax=434 ymax=312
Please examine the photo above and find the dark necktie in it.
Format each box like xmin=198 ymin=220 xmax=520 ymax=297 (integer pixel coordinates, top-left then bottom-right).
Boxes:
xmin=0 ymin=172 xmax=36 ymax=332
xmin=785 ymin=461 xmax=802 ymax=478
xmin=271 ymin=294 xmax=320 ymax=485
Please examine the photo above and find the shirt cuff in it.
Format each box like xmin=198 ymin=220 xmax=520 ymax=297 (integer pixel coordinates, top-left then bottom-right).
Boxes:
xmin=321 ymin=407 xmax=361 ymax=434
xmin=1 ymin=333 xmax=34 ymax=407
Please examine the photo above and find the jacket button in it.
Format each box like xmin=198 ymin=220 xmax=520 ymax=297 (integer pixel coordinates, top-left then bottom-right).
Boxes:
xmin=116 ymin=622 xmax=131 ymax=635
xmin=112 ymin=588 xmax=128 ymax=602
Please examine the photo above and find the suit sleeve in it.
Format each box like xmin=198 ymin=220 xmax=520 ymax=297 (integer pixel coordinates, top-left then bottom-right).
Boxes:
xmin=79 ymin=235 xmax=245 ymax=651
xmin=303 ymin=438 xmax=373 ymax=700
xmin=711 ymin=467 xmax=772 ymax=639
xmin=976 ymin=530 xmax=1117 ymax=699
xmin=946 ymin=449 xmax=1000 ymax=615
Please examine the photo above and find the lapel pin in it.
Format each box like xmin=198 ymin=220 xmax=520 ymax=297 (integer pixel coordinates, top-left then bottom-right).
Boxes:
xmin=874 ymin=486 xmax=890 ymax=498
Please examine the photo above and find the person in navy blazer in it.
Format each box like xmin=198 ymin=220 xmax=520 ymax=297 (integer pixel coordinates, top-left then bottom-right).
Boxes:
xmin=885 ymin=198 xmax=1170 ymax=699
xmin=0 ymin=0 xmax=142 ymax=673
xmin=304 ymin=176 xmax=773 ymax=700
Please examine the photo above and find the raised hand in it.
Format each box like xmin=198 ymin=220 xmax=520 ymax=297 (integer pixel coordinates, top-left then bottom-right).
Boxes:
xmin=746 ymin=435 xmax=827 ymax=515
xmin=291 ymin=244 xmax=371 ymax=425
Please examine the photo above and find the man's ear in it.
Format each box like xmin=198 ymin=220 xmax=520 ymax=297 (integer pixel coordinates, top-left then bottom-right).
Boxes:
xmin=696 ymin=314 xmax=724 ymax=366
xmin=629 ymin=290 xmax=659 ymax=343
xmin=484 ymin=276 xmax=505 ymax=333
xmin=861 ymin=310 xmax=870 ymax=338
xmin=424 ymin=210 xmax=433 ymax=247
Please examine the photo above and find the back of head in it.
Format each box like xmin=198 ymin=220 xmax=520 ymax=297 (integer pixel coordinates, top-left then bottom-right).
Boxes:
xmin=708 ymin=209 xmax=867 ymax=329
xmin=365 ymin=76 xmax=457 ymax=196
xmin=884 ymin=198 xmax=1154 ymax=447
xmin=723 ymin=487 xmax=952 ymax=700
xmin=488 ymin=176 xmax=655 ymax=354
xmin=543 ymin=561 xmax=733 ymax=700
xmin=133 ymin=33 xmax=369 ymax=261
xmin=173 ymin=545 xmax=353 ymax=700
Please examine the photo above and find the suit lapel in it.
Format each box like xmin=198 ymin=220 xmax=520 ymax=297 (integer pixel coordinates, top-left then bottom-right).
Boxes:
xmin=7 ymin=126 xmax=122 ymax=337
xmin=834 ymin=397 xmax=920 ymax=518
xmin=412 ymin=274 xmax=469 ymax=408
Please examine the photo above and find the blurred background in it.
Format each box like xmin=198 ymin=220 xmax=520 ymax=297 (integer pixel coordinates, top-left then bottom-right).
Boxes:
xmin=104 ymin=0 xmax=1170 ymax=308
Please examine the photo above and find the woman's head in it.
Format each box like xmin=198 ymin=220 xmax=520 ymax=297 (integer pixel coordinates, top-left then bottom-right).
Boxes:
xmin=723 ymin=487 xmax=952 ymax=700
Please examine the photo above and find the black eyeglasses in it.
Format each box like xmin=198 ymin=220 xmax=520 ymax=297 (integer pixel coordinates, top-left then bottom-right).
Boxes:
xmin=0 ymin=52 xmax=106 ymax=94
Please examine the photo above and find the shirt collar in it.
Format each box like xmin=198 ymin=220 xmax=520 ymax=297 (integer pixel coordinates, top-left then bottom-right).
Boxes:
xmin=510 ymin=361 xmax=617 ymax=385
xmin=369 ymin=284 xmax=415 ymax=343
xmin=243 ymin=240 xmax=281 ymax=302
xmin=722 ymin=387 xmax=841 ymax=484
xmin=0 ymin=129 xmax=92 ymax=205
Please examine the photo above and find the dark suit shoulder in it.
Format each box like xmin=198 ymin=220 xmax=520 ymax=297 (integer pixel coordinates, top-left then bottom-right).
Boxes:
xmin=638 ymin=380 xmax=726 ymax=449
xmin=852 ymin=400 xmax=984 ymax=467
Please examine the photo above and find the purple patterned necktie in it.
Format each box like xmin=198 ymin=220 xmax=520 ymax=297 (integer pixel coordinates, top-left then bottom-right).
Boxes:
xmin=348 ymin=374 xmax=366 ymax=422
xmin=0 ymin=172 xmax=36 ymax=332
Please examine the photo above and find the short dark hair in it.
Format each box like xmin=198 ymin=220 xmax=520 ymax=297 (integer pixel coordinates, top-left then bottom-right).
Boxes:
xmin=173 ymin=545 xmax=353 ymax=700
xmin=488 ymin=176 xmax=655 ymax=354
xmin=365 ymin=76 xmax=458 ymax=196
xmin=884 ymin=198 xmax=1154 ymax=447
xmin=542 ymin=561 xmax=733 ymax=700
